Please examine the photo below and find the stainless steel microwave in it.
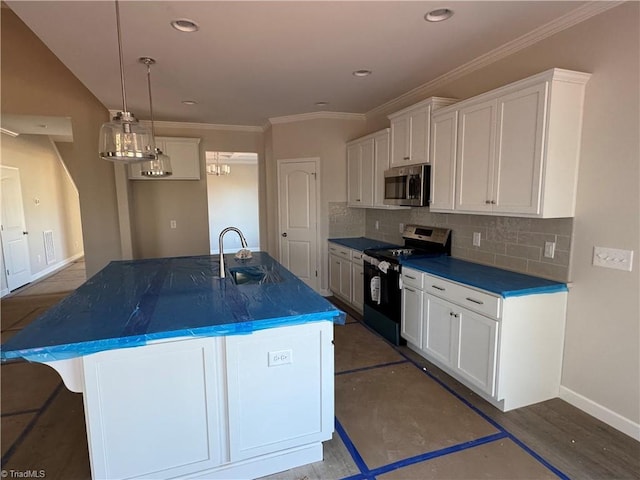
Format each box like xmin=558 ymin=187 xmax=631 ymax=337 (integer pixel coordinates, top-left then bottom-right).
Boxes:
xmin=383 ymin=164 xmax=430 ymax=207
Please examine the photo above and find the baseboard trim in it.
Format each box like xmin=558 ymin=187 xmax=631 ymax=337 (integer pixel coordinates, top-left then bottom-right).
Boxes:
xmin=559 ymin=385 xmax=640 ymax=441
xmin=30 ymin=252 xmax=85 ymax=284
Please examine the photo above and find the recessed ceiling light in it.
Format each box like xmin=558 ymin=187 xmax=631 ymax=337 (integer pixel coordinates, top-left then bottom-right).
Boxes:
xmin=182 ymin=100 xmax=198 ymax=106
xmin=171 ymin=19 xmax=199 ymax=32
xmin=315 ymin=101 xmax=329 ymax=107
xmin=424 ymin=8 xmax=454 ymax=22
xmin=353 ymin=69 xmax=372 ymax=77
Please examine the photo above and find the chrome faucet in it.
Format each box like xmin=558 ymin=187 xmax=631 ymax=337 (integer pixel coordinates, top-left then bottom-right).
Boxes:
xmin=218 ymin=227 xmax=248 ymax=278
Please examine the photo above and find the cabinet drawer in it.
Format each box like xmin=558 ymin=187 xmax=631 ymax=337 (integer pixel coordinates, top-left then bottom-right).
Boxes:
xmin=351 ymin=251 xmax=364 ymax=266
xmin=328 ymin=244 xmax=352 ymax=261
xmin=402 ymin=268 xmax=424 ymax=290
xmin=424 ymin=274 xmax=501 ymax=319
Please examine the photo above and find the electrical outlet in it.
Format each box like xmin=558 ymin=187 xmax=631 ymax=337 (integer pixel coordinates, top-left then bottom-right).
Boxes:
xmin=399 ymin=223 xmax=405 ymax=233
xmin=472 ymin=232 xmax=481 ymax=247
xmin=170 ymin=220 xmax=177 ymax=229
xmin=268 ymin=349 xmax=293 ymax=367
xmin=544 ymin=241 xmax=556 ymax=259
xmin=593 ymin=247 xmax=634 ymax=271
xmin=375 ymin=220 xmax=379 ymax=230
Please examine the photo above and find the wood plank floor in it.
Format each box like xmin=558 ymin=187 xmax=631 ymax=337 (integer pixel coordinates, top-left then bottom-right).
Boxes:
xmin=1 ymin=263 xmax=638 ymax=479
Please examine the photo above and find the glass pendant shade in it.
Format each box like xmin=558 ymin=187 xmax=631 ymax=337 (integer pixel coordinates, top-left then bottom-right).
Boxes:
xmin=99 ymin=112 xmax=156 ymax=162
xmin=141 ymin=148 xmax=173 ymax=177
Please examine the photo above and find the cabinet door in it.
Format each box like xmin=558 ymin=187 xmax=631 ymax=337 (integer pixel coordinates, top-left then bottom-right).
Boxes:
xmin=430 ymin=110 xmax=458 ymax=211
xmin=347 ymin=144 xmax=362 ymax=206
xmin=351 ymin=262 xmax=364 ymax=311
xmin=82 ymin=338 xmax=225 ymax=479
xmin=455 ymin=100 xmax=497 ymax=212
xmin=373 ymin=130 xmax=390 ymax=206
xmin=359 ymin=138 xmax=375 ymax=206
xmin=390 ymin=115 xmax=410 ymax=167
xmin=329 ymin=254 xmax=342 ymax=297
xmin=408 ymin=105 xmax=430 ymax=165
xmin=454 ymin=308 xmax=498 ymax=396
xmin=128 ymin=137 xmax=201 ymax=180
xmin=339 ymin=258 xmax=352 ymax=300
xmin=423 ymin=293 xmax=456 ymax=367
xmin=161 ymin=138 xmax=201 ymax=179
xmin=401 ymin=286 xmax=423 ymax=347
xmin=226 ymin=322 xmax=334 ymax=461
xmin=494 ymin=82 xmax=547 ymax=215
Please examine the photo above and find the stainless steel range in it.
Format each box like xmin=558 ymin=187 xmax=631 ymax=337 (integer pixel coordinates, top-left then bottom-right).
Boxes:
xmin=362 ymin=225 xmax=451 ymax=345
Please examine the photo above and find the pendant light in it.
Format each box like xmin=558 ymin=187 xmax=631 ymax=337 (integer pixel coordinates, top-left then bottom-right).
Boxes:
xmin=206 ymin=152 xmax=231 ymax=176
xmin=98 ymin=0 xmax=155 ymax=163
xmin=138 ymin=57 xmax=172 ymax=177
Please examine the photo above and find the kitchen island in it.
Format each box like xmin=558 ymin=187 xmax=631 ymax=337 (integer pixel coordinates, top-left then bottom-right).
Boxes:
xmin=1 ymin=253 xmax=344 ymax=480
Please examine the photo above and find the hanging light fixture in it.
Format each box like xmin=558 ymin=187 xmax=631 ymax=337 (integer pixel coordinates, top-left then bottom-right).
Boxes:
xmin=138 ymin=57 xmax=172 ymax=177
xmin=99 ymin=0 xmax=155 ymax=163
xmin=206 ymin=152 xmax=231 ymax=176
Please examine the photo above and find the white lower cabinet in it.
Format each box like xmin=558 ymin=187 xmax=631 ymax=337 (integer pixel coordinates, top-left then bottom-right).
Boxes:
xmin=226 ymin=322 xmax=334 ymax=461
xmin=328 ymin=242 xmax=364 ymax=313
xmin=69 ymin=321 xmax=334 ymax=480
xmin=402 ymin=267 xmax=567 ymax=411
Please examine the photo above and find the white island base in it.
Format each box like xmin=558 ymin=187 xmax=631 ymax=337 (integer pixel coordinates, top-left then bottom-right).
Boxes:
xmin=44 ymin=321 xmax=335 ymax=480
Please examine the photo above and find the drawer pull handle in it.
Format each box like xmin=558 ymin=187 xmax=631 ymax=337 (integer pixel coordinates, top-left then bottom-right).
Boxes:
xmin=432 ymin=285 xmax=445 ymax=291
xmin=405 ymin=275 xmax=417 ymax=280
xmin=449 ymin=312 xmax=459 ymax=318
xmin=405 ymin=287 xmax=416 ymax=293
xmin=466 ymin=297 xmax=484 ymax=305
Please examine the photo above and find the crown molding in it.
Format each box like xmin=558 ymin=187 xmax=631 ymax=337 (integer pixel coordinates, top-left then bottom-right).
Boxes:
xmin=107 ymin=111 xmax=264 ymax=133
xmin=367 ymin=1 xmax=625 ymax=118
xmin=150 ymin=120 xmax=263 ymax=133
xmin=268 ymin=111 xmax=366 ymax=126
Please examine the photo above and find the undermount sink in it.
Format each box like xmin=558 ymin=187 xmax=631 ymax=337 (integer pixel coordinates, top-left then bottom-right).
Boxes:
xmin=228 ymin=265 xmax=283 ymax=285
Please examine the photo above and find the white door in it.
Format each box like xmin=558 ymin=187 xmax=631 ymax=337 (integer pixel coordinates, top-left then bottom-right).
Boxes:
xmin=1 ymin=166 xmax=32 ymax=291
xmin=277 ymin=159 xmax=319 ymax=291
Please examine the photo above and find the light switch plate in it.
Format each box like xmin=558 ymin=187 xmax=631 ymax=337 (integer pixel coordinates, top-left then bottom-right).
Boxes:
xmin=544 ymin=241 xmax=556 ymax=259
xmin=593 ymin=247 xmax=634 ymax=271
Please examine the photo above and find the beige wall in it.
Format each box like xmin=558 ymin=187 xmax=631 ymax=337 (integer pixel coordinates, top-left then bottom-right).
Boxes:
xmin=130 ymin=125 xmax=264 ymax=259
xmin=207 ymin=163 xmax=260 ymax=253
xmin=1 ymin=135 xmax=84 ymax=283
xmin=1 ymin=9 xmax=120 ymax=278
xmin=365 ymin=2 xmax=639 ymax=432
xmin=268 ymin=117 xmax=367 ymax=291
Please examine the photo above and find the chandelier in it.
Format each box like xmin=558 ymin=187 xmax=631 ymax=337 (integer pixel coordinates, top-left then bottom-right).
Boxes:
xmin=207 ymin=152 xmax=231 ymax=176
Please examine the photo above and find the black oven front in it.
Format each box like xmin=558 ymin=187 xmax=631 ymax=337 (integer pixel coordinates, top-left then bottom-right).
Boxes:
xmin=362 ymin=256 xmax=404 ymax=346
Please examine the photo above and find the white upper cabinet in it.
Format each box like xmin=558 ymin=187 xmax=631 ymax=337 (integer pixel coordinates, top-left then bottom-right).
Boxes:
xmin=347 ymin=138 xmax=375 ymax=206
xmin=347 ymin=129 xmax=406 ymax=209
xmin=430 ymin=68 xmax=590 ymax=218
xmin=388 ymin=97 xmax=457 ymax=167
xmin=129 ymin=137 xmax=201 ymax=180
xmin=429 ymin=110 xmax=458 ymax=211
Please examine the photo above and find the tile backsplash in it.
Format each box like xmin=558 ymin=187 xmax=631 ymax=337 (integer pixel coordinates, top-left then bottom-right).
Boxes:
xmin=328 ymin=202 xmax=366 ymax=238
xmin=358 ymin=207 xmax=573 ymax=282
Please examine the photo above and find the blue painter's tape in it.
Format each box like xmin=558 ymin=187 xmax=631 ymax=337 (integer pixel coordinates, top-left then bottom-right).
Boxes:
xmin=1 ymin=252 xmax=344 ymax=362
xmin=401 ymin=256 xmax=568 ymax=298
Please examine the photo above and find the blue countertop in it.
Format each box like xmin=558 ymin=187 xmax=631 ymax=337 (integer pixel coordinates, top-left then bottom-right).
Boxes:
xmin=1 ymin=253 xmax=345 ymax=362
xmin=402 ymin=256 xmax=568 ymax=298
xmin=329 ymin=237 xmax=400 ymax=252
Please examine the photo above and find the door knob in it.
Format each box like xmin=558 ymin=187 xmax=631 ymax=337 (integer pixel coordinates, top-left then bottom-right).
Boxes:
xmin=22 ymin=231 xmax=28 ymax=235
xmin=281 ymin=232 xmax=287 ymax=237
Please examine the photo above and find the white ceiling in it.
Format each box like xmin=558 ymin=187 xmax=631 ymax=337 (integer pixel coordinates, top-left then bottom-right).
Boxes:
xmin=5 ymin=1 xmax=608 ymax=128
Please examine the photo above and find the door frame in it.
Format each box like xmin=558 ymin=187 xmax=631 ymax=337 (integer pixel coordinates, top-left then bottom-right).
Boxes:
xmin=276 ymin=157 xmax=321 ymax=292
